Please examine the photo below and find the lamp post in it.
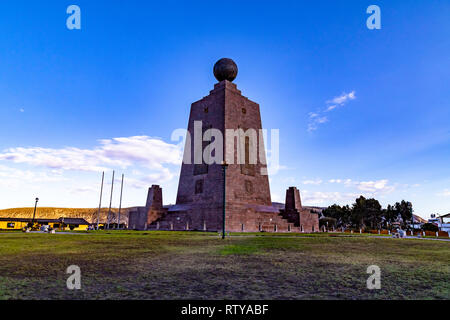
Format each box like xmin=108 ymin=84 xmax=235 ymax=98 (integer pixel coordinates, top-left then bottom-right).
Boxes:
xmin=31 ymin=197 xmax=39 ymax=227
xmin=117 ymin=174 xmax=124 ymax=229
xmin=221 ymin=161 xmax=228 ymax=239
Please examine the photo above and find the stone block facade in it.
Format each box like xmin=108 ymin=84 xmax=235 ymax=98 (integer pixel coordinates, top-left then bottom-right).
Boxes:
xmin=136 ymin=78 xmax=320 ymax=233
xmin=163 ymin=80 xmax=275 ymax=232
xmin=279 ymin=187 xmax=319 ymax=232
xmin=128 ymin=185 xmax=167 ymax=230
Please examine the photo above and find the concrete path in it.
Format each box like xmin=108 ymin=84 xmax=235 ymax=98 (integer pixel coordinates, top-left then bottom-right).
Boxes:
xmin=218 ymin=234 xmax=450 ymax=242
xmin=1 ymin=231 xmax=449 ymax=242
xmin=0 ymin=231 xmax=87 ymax=235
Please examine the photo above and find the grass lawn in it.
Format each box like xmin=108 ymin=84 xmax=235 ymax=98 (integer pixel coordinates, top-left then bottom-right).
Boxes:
xmin=0 ymin=231 xmax=448 ymax=300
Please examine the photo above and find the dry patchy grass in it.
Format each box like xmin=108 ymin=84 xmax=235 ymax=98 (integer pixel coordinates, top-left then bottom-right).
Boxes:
xmin=0 ymin=232 xmax=448 ymax=300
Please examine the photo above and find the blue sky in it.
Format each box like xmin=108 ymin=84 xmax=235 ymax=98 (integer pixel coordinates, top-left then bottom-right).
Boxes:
xmin=0 ymin=0 xmax=449 ymax=219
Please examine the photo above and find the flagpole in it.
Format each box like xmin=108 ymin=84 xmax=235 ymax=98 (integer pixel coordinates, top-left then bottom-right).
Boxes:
xmin=96 ymin=172 xmax=104 ymax=230
xmin=107 ymin=170 xmax=115 ymax=230
xmin=117 ymin=174 xmax=124 ymax=229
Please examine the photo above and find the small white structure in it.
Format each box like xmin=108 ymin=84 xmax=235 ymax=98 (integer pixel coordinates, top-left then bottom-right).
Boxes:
xmin=429 ymin=213 xmax=450 ymax=233
xmin=393 ymin=229 xmax=407 ymax=238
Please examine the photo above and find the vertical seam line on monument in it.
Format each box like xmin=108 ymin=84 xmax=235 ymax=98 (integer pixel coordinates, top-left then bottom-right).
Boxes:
xmin=223 ymin=83 xmax=227 ymax=167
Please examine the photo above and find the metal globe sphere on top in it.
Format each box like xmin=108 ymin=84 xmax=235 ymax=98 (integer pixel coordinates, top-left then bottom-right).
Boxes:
xmin=213 ymin=58 xmax=238 ymax=82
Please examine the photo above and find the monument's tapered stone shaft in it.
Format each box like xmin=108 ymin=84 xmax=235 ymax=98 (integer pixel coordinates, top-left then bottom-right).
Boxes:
xmin=174 ymin=78 xmax=272 ymax=231
xmin=129 ymin=59 xmax=319 ymax=233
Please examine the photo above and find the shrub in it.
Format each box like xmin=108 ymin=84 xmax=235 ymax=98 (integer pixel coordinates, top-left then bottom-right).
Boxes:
xmin=422 ymin=223 xmax=439 ymax=232
xmin=319 ymin=217 xmax=337 ymax=229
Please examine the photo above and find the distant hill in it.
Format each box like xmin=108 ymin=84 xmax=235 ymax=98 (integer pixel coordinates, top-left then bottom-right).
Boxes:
xmin=0 ymin=207 xmax=136 ymax=224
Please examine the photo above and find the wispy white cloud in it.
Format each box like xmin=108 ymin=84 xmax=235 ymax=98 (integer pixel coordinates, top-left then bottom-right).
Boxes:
xmin=300 ymin=178 xmax=398 ymax=206
xmin=281 ymin=176 xmax=297 ymax=184
xmin=71 ymin=186 xmax=98 ymax=194
xmin=308 ymin=91 xmax=356 ymax=132
xmin=437 ymin=189 xmax=450 ymax=197
xmin=329 ymin=179 xmax=353 ymax=187
xmin=271 ymin=193 xmax=283 ymax=203
xmin=307 ymin=114 xmax=329 ymax=132
xmin=302 ymin=179 xmax=323 ymax=185
xmin=0 ymin=136 xmax=182 ymax=175
xmin=355 ymin=179 xmax=394 ymax=193
xmin=0 ymin=164 xmax=66 ymax=190
xmin=302 ymin=190 xmax=359 ymax=205
xmin=328 ymin=178 xmax=395 ymax=194
xmin=0 ymin=136 xmax=183 ymax=197
xmin=326 ymin=91 xmax=356 ymax=107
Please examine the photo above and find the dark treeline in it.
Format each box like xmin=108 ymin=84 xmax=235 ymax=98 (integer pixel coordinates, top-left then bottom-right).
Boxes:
xmin=321 ymin=196 xmax=413 ymax=230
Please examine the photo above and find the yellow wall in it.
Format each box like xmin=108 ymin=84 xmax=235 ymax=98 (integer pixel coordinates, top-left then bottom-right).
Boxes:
xmin=67 ymin=224 xmax=89 ymax=231
xmin=0 ymin=221 xmax=28 ymax=230
xmin=0 ymin=221 xmax=89 ymax=231
xmin=55 ymin=223 xmax=89 ymax=231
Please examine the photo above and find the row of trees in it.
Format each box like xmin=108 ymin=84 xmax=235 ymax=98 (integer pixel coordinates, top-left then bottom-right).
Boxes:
xmin=321 ymin=196 xmax=413 ymax=230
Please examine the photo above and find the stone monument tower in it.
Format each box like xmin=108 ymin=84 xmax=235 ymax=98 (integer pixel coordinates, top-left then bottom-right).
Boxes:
xmin=173 ymin=58 xmax=273 ymax=231
xmin=129 ymin=58 xmax=319 ymax=233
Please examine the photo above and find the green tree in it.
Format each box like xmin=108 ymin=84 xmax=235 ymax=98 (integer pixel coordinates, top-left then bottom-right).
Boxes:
xmin=384 ymin=204 xmax=397 ymax=228
xmin=319 ymin=217 xmax=337 ymax=230
xmin=349 ymin=196 xmax=382 ymax=229
xmin=323 ymin=198 xmax=413 ymax=231
xmin=365 ymin=198 xmax=383 ymax=229
xmin=322 ymin=204 xmax=351 ymax=228
xmin=394 ymin=200 xmax=413 ymax=229
xmin=422 ymin=223 xmax=438 ymax=232
xmin=351 ymin=196 xmax=365 ymax=228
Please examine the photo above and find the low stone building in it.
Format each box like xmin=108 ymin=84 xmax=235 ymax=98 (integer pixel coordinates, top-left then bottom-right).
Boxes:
xmin=129 ymin=185 xmax=319 ymax=233
xmin=128 ymin=185 xmax=167 ymax=230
